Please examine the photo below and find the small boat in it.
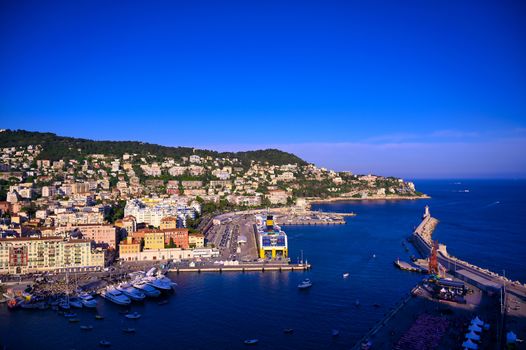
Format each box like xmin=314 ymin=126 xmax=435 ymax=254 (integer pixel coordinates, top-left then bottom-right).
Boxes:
xmin=125 ymin=312 xmax=141 ymax=319
xmin=79 ymin=293 xmax=98 ymax=308
xmin=99 ymin=340 xmax=112 ymax=347
xmin=133 ymin=280 xmax=161 ymax=297
xmin=100 ymin=288 xmax=131 ymax=306
xmin=122 ymin=327 xmax=136 ymax=333
xmin=244 ymin=339 xmax=259 ymax=345
xmin=332 ymin=329 xmax=340 ymax=337
xmin=80 ymin=325 xmax=94 ymax=331
xmin=343 ymin=272 xmax=350 ymax=278
xmin=59 ymin=300 xmax=71 ymax=310
xmin=157 ymin=300 xmax=169 ymax=305
xmin=68 ymin=318 xmax=80 ymax=323
xmin=283 ymin=328 xmax=294 ymax=334
xmin=298 ymin=279 xmax=313 ymax=290
xmin=64 ymin=312 xmax=77 ymax=318
xmin=69 ymin=297 xmax=83 ymax=309
xmin=372 ymin=254 xmax=376 ymax=259
xmin=95 ymin=314 xmax=105 ymax=320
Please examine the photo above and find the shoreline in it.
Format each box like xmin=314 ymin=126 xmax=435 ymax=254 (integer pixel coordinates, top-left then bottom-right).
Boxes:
xmin=307 ymin=194 xmax=430 ymax=204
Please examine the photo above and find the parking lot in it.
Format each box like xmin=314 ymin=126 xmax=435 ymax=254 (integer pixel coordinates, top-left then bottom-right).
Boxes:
xmin=205 ymin=215 xmax=259 ymax=262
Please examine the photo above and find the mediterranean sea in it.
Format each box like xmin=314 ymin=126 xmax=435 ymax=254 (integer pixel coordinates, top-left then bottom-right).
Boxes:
xmin=1 ymin=180 xmax=524 ymax=349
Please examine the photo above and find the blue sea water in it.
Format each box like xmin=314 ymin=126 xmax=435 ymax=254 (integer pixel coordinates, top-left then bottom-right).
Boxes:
xmin=0 ymin=180 xmax=524 ymax=349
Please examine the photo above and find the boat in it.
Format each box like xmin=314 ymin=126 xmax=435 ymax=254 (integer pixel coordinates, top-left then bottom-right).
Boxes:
xmin=100 ymin=288 xmax=131 ymax=306
xmin=20 ymin=301 xmax=48 ymax=310
xmin=79 ymin=293 xmax=98 ymax=308
xmin=144 ymin=275 xmax=175 ymax=291
xmin=69 ymin=318 xmax=80 ymax=323
xmin=332 ymin=329 xmax=340 ymax=337
xmin=343 ymin=272 xmax=350 ymax=278
xmin=80 ymin=325 xmax=94 ymax=331
xmin=125 ymin=312 xmax=141 ymax=319
xmin=69 ymin=297 xmax=83 ymax=309
xmin=157 ymin=300 xmax=169 ymax=305
xmin=117 ymin=284 xmax=146 ymax=301
xmin=132 ymin=280 xmax=161 ymax=297
xmin=122 ymin=327 xmax=136 ymax=333
xmin=95 ymin=314 xmax=105 ymax=320
xmin=99 ymin=340 xmax=112 ymax=347
xmin=59 ymin=298 xmax=71 ymax=310
xmin=297 ymin=279 xmax=313 ymax=290
xmin=244 ymin=339 xmax=259 ymax=345
xmin=283 ymin=328 xmax=294 ymax=334
xmin=7 ymin=298 xmax=22 ymax=310
xmin=64 ymin=312 xmax=77 ymax=318
xmin=372 ymin=254 xmax=376 ymax=259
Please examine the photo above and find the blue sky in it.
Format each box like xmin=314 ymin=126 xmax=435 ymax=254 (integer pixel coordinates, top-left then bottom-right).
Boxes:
xmin=1 ymin=0 xmax=525 ymax=178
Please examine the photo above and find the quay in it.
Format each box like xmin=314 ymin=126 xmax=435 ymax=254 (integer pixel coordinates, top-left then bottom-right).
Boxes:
xmin=169 ymin=263 xmax=311 ymax=273
xmin=393 ymin=258 xmax=425 ymax=273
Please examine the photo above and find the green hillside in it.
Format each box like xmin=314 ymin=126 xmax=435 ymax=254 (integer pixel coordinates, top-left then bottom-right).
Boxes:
xmin=0 ymin=129 xmax=307 ymax=166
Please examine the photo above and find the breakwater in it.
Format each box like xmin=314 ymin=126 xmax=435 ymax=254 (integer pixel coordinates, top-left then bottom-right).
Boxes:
xmin=411 ymin=208 xmax=526 ymax=299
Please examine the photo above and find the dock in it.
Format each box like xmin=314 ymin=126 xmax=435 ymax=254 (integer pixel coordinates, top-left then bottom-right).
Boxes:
xmin=169 ymin=263 xmax=311 ymax=273
xmin=393 ymin=259 xmax=425 ymax=273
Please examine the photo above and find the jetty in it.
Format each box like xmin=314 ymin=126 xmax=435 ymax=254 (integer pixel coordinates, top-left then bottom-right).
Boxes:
xmin=411 ymin=206 xmax=526 ymax=300
xmin=393 ymin=258 xmax=425 ymax=273
xmin=169 ymin=263 xmax=310 ymax=273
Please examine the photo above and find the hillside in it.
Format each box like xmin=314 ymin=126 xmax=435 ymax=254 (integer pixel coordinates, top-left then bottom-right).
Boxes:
xmin=0 ymin=129 xmax=307 ymax=166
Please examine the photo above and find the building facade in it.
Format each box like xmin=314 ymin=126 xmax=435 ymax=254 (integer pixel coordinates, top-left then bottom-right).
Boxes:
xmin=0 ymin=237 xmax=104 ymax=274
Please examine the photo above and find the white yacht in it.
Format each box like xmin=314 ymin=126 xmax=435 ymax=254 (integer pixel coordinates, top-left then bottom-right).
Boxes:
xmin=100 ymin=288 xmax=131 ymax=305
xmin=79 ymin=293 xmax=98 ymax=308
xmin=145 ymin=275 xmax=175 ymax=291
xmin=132 ymin=280 xmax=161 ymax=297
xmin=117 ymin=284 xmax=146 ymax=301
xmin=297 ymin=279 xmax=313 ymax=290
xmin=69 ymin=297 xmax=83 ymax=308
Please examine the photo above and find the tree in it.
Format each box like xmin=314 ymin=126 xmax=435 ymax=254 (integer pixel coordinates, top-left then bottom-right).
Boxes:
xmin=21 ymin=203 xmax=37 ymax=219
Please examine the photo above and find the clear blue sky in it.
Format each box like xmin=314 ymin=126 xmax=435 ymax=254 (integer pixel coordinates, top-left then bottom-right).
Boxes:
xmin=1 ymin=0 xmax=525 ymax=178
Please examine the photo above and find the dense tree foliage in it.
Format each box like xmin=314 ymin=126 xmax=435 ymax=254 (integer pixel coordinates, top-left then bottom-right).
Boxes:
xmin=0 ymin=130 xmax=307 ymax=166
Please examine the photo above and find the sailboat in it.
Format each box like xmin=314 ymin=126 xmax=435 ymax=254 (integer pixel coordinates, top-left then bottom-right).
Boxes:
xmin=59 ymin=269 xmax=71 ymax=310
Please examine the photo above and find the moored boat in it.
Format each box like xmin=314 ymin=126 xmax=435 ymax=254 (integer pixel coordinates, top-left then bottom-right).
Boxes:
xmin=79 ymin=293 xmax=98 ymax=308
xmin=144 ymin=275 xmax=175 ymax=291
xmin=132 ymin=280 xmax=161 ymax=297
xmin=69 ymin=297 xmax=83 ymax=309
xmin=100 ymin=288 xmax=131 ymax=306
xmin=244 ymin=339 xmax=259 ymax=345
xmin=117 ymin=284 xmax=146 ymax=301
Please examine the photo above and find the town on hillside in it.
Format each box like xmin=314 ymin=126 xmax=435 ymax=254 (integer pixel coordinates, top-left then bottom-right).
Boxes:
xmin=0 ymin=130 xmax=424 ymax=275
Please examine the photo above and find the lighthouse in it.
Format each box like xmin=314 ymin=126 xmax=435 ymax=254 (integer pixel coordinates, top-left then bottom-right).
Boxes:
xmin=423 ymin=205 xmax=430 ymax=219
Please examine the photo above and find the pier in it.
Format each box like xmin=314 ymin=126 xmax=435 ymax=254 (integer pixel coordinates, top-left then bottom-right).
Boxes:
xmin=169 ymin=263 xmax=311 ymax=273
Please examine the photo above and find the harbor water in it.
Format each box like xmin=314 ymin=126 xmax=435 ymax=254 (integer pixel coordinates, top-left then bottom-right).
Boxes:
xmin=1 ymin=180 xmax=524 ymax=349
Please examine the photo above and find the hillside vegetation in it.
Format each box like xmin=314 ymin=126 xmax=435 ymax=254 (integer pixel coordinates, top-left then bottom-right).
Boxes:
xmin=0 ymin=129 xmax=307 ymax=166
